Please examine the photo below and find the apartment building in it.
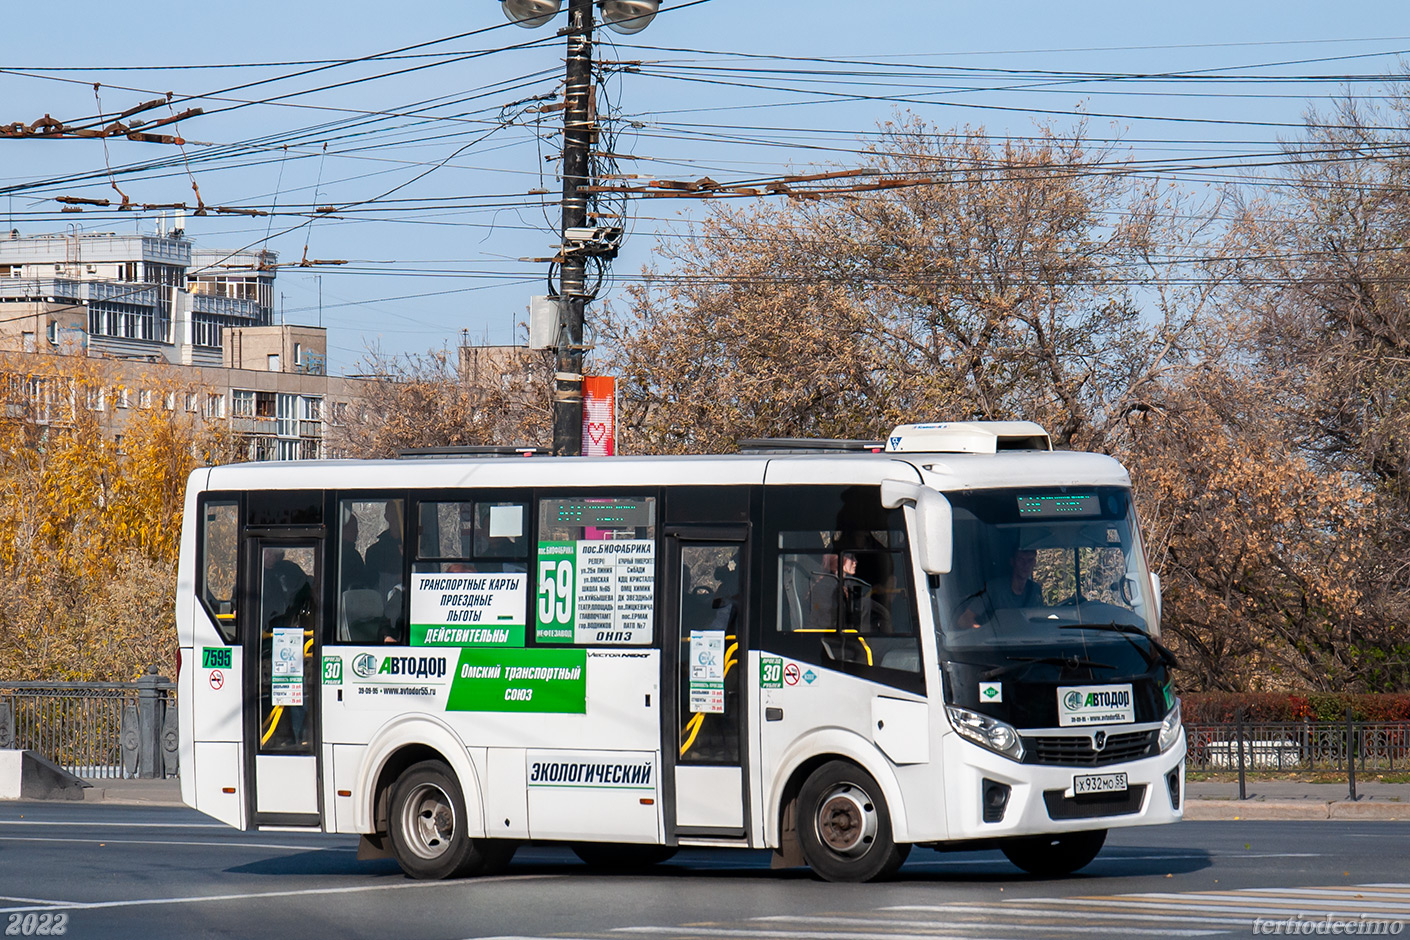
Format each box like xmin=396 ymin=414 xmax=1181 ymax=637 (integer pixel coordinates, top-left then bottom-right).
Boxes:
xmin=0 ymin=227 xmax=365 ymax=460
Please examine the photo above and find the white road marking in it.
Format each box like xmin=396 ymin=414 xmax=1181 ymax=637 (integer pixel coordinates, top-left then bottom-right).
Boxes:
xmin=616 ymin=929 xmax=1029 ymax=940
xmin=748 ymin=915 xmax=1218 ymax=936
xmin=0 ymin=835 xmax=336 ymax=851
xmin=0 ymin=820 xmax=227 ymax=829
xmin=1094 ymin=891 xmax=1410 ymax=912
xmin=470 ymin=885 xmax=1410 ymax=940
xmin=0 ymin=873 xmax=554 ymax=914
xmin=903 ymin=852 xmax=1319 ymax=866
xmin=1037 ymin=897 xmax=1410 ymax=917
xmin=884 ymin=905 xmax=1248 ymax=927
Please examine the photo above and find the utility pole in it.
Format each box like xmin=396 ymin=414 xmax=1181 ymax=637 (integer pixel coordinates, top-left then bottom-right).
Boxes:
xmin=503 ymin=0 xmax=655 ymax=454
xmin=553 ymin=0 xmax=595 ymax=457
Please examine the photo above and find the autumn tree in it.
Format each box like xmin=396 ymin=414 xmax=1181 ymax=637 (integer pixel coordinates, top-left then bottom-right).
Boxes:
xmin=1122 ymin=366 xmax=1388 ymax=691
xmin=0 ymin=353 xmax=230 ymax=681
xmin=603 ymin=117 xmax=1235 ymax=456
xmin=331 ymin=344 xmax=553 ymax=458
xmin=601 ymin=112 xmax=1409 ymax=693
xmin=1196 ymin=91 xmax=1410 ymax=690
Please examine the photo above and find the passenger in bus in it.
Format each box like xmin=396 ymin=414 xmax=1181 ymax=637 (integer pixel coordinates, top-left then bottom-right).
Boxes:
xmin=807 ymin=552 xmax=864 ymax=629
xmin=363 ymin=501 xmax=407 ymax=644
xmin=958 ymin=548 xmax=1043 ymax=628
xmin=340 ymin=512 xmax=369 ymax=590
xmin=263 ymin=548 xmax=311 ymax=625
xmin=709 ymin=563 xmax=741 ymax=631
xmin=364 ymin=501 xmax=405 ymax=592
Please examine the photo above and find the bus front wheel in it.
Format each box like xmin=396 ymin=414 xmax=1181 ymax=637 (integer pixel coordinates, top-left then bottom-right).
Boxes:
xmin=797 ymin=760 xmax=909 ymax=882
xmin=1000 ymin=829 xmax=1107 ymax=876
xmin=387 ymin=760 xmax=515 ymax=879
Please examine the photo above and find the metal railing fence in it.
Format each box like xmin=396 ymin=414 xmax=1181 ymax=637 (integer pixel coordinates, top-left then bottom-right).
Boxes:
xmin=1184 ymin=721 xmax=1410 ymax=774
xmin=0 ymin=669 xmax=176 ymax=779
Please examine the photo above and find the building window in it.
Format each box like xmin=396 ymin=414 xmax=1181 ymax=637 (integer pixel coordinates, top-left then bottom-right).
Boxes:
xmin=276 ymin=393 xmax=297 ymax=438
xmin=138 ymin=389 xmax=153 ymax=409
xmin=267 ymin=354 xmax=280 ymax=372
xmin=233 ymin=389 xmax=255 ymax=417
xmin=115 ymin=387 xmax=130 ymax=409
xmin=203 ymin=393 xmax=224 ymax=419
xmin=192 ymin=315 xmax=223 ymax=348
xmin=164 ymin=392 xmax=176 ymax=411
xmin=185 ymin=392 xmax=199 ymax=413
xmin=89 ymin=300 xmax=159 ymax=342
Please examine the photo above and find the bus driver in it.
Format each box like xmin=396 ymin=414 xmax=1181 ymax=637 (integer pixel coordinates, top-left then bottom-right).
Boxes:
xmin=958 ymin=548 xmax=1043 ymax=628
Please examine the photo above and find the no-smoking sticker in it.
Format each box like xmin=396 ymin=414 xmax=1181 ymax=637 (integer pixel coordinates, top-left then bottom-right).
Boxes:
xmin=782 ymin=663 xmax=801 ymax=686
xmin=209 ymin=669 xmax=225 ymax=691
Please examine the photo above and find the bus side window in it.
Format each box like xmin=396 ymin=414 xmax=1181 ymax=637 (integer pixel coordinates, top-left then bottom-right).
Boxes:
xmin=333 ymin=498 xmax=405 ymax=645
xmin=415 ymin=500 xmax=529 ymax=563
xmin=768 ymin=486 xmax=923 ymax=686
xmin=199 ymin=498 xmax=239 ymax=642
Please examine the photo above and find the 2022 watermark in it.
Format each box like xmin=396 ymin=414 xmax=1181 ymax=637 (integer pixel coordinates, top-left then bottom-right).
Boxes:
xmin=4 ymin=913 xmax=67 ymax=936
xmin=1254 ymin=914 xmax=1405 ymax=935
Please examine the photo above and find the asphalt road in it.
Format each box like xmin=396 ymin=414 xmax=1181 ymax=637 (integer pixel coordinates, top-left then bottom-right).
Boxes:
xmin=2 ymin=802 xmax=1409 ymax=939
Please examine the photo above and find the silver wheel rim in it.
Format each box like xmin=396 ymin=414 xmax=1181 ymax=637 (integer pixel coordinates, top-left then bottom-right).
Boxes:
xmin=400 ymin=782 xmax=456 ymax=861
xmin=814 ymin=783 xmax=877 ymax=857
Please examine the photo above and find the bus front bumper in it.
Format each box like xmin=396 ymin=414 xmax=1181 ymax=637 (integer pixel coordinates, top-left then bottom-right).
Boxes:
xmin=939 ymin=729 xmax=1185 ymax=842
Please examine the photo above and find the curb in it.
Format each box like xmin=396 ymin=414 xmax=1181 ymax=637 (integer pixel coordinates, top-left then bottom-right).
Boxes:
xmin=1185 ymin=799 xmax=1410 ymax=821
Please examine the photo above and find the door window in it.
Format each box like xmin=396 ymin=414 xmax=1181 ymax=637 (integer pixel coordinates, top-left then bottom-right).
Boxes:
xmin=258 ymin=544 xmax=317 ymax=753
xmin=678 ymin=544 xmax=743 ymax=764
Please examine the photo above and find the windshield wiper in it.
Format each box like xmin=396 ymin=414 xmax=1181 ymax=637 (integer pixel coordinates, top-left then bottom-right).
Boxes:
xmin=981 ymin=655 xmax=1115 ymax=681
xmin=1059 ymin=621 xmax=1181 ymax=669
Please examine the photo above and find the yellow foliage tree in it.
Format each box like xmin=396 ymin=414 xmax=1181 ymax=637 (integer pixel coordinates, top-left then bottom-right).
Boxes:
xmin=0 ymin=352 xmax=232 ymax=681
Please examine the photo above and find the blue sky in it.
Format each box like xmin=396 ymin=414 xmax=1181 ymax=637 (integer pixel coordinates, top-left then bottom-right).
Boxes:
xmin=2 ymin=1 xmax=1408 ymax=372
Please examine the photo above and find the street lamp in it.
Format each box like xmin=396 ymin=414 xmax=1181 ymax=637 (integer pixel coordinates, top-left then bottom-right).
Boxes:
xmin=501 ymin=0 xmax=658 ymax=32
xmin=499 ymin=0 xmax=659 ymax=456
xmin=500 ymin=0 xmax=561 ymax=27
xmin=597 ymin=1 xmax=658 ymax=32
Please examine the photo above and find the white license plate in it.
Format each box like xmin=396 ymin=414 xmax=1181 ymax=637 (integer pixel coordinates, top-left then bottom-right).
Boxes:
xmin=1072 ymin=772 xmax=1128 ymax=795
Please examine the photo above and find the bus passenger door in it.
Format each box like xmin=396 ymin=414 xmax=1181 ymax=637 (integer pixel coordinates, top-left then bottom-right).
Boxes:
xmin=244 ymin=538 xmax=322 ymax=827
xmin=665 ymin=529 xmax=749 ymax=839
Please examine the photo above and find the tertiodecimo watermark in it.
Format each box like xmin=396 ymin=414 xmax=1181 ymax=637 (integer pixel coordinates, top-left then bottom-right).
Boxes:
xmin=1254 ymin=914 xmax=1405 ymax=935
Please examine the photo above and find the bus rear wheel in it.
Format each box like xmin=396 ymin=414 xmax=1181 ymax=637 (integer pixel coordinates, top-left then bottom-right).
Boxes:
xmin=571 ymin=843 xmax=678 ymax=870
xmin=387 ymin=760 xmax=515 ymax=879
xmin=797 ymin=760 xmax=909 ymax=882
xmin=1000 ymin=829 xmax=1107 ymax=877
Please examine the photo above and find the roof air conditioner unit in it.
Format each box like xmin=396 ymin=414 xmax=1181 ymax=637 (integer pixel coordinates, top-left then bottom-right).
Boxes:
xmin=885 ymin=421 xmax=1052 ymax=454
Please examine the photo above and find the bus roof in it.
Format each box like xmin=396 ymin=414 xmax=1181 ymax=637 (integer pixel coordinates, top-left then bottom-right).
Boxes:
xmin=196 ymin=448 xmax=1130 ymax=493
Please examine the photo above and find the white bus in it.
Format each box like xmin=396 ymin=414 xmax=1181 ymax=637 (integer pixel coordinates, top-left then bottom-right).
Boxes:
xmin=176 ymin=421 xmax=1184 ymax=882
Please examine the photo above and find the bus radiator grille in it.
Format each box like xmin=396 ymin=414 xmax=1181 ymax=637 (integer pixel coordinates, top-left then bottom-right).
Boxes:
xmin=1023 ymin=730 xmax=1155 ymax=767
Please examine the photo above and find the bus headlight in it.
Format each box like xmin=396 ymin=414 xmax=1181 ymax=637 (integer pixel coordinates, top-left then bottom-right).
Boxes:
xmin=1158 ymin=699 xmax=1183 ymax=753
xmin=946 ymin=705 xmax=1025 ymax=762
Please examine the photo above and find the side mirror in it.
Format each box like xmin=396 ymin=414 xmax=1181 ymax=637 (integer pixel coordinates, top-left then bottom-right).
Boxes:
xmin=881 ymin=481 xmax=953 ymax=575
xmin=1150 ymin=572 xmax=1162 ymax=622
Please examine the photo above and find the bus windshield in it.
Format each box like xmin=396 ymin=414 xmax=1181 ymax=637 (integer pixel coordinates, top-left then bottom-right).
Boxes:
xmin=932 ymin=486 xmax=1158 ymax=662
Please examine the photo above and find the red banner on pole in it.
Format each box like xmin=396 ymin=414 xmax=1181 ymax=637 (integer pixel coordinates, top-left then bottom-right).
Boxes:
xmin=582 ymin=375 xmax=616 ymax=456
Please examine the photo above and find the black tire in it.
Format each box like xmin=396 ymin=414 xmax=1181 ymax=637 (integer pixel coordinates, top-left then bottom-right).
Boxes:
xmin=796 ymin=760 xmax=910 ymax=882
xmin=387 ymin=760 xmax=516 ymax=879
xmin=1000 ymin=829 xmax=1107 ymax=877
xmin=571 ymin=843 xmax=678 ymax=870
